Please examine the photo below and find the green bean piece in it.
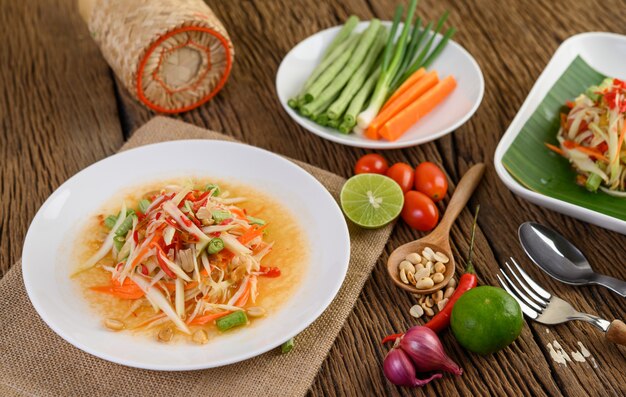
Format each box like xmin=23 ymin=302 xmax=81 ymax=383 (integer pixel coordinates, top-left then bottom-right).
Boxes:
xmin=205 ymin=183 xmax=220 ymax=196
xmin=207 ymin=238 xmax=224 ymax=255
xmin=247 ymin=215 xmax=266 ymax=226
xmin=138 ymin=199 xmax=151 ymax=214
xmin=113 ymin=235 xmax=125 ymax=252
xmin=216 ymin=311 xmax=248 ymax=332
xmin=316 ymin=113 xmax=330 ymax=126
xmin=585 ymin=172 xmax=602 ymax=192
xmin=326 ymin=25 xmax=387 ymax=120
xmin=115 ymin=214 xmax=135 ymax=237
xmin=281 ymin=338 xmax=295 ymax=354
xmin=302 ymin=20 xmax=381 ymax=111
xmin=211 ymin=210 xmax=231 ymax=223
xmin=104 ymin=215 xmax=117 ymax=229
xmin=327 ymin=118 xmax=340 ymax=129
xmin=343 ymin=66 xmax=381 ymax=126
xmin=322 ymin=15 xmax=359 ymax=60
xmin=302 ymin=33 xmax=362 ymax=103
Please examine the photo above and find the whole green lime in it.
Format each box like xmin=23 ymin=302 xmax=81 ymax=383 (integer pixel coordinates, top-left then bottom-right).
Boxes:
xmin=450 ymin=286 xmax=523 ymax=355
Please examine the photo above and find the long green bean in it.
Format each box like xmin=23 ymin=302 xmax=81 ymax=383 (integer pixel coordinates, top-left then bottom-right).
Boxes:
xmin=322 ymin=15 xmax=359 ymax=60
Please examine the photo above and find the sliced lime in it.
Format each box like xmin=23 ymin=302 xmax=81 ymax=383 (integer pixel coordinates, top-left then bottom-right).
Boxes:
xmin=340 ymin=174 xmax=404 ymax=229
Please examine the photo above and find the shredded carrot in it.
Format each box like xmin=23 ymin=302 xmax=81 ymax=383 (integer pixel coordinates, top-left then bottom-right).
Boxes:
xmin=563 ymin=140 xmax=609 ymax=162
xmin=366 ymin=71 xmax=438 ymax=139
xmin=133 ymin=313 xmax=166 ymax=329
xmin=380 ymin=76 xmax=457 ymax=142
xmin=230 ymin=208 xmax=247 ymax=220
xmin=188 ymin=311 xmax=231 ymax=325
xmin=91 ymin=278 xmax=145 ymax=300
xmin=238 ymin=224 xmax=268 ymax=245
xmin=545 ymin=142 xmax=564 ymax=156
xmin=382 ymin=68 xmax=427 ymax=112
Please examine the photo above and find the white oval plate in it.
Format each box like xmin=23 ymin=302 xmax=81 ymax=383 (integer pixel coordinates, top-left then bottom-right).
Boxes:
xmin=22 ymin=140 xmax=350 ymax=370
xmin=276 ymin=21 xmax=484 ymax=149
xmin=494 ymin=32 xmax=626 ymax=234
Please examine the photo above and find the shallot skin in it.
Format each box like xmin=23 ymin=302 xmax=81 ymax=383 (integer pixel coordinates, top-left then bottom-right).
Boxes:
xmin=399 ymin=326 xmax=463 ymax=376
xmin=383 ymin=347 xmax=443 ymax=387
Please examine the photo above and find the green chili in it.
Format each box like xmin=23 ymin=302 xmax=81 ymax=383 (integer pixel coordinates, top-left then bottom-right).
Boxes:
xmin=211 ymin=210 xmax=231 ymax=223
xmin=205 ymin=183 xmax=220 ymax=196
xmin=246 ymin=215 xmax=266 ymax=226
xmin=281 ymin=338 xmax=295 ymax=354
xmin=138 ymin=199 xmax=151 ymax=214
xmin=207 ymin=238 xmax=224 ymax=254
xmin=216 ymin=311 xmax=248 ymax=332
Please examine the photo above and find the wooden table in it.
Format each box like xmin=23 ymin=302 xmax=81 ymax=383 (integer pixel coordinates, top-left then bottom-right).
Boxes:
xmin=2 ymin=0 xmax=625 ymax=395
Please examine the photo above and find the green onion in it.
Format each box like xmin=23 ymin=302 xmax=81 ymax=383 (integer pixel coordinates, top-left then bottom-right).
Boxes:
xmin=356 ymin=0 xmax=418 ymax=130
xmin=216 ymin=311 xmax=248 ymax=332
xmin=585 ymin=173 xmax=602 ymax=192
xmin=205 ymin=183 xmax=220 ymax=196
xmin=207 ymin=238 xmax=224 ymax=254
xmin=247 ymin=215 xmax=266 ymax=226
xmin=281 ymin=338 xmax=295 ymax=354
xmin=104 ymin=215 xmax=117 ymax=229
xmin=138 ymin=199 xmax=150 ymax=214
xmin=342 ymin=66 xmax=381 ymax=130
xmin=421 ymin=26 xmax=455 ymax=69
xmin=211 ymin=210 xmax=231 ymax=223
xmin=115 ymin=214 xmax=135 ymax=237
xmin=113 ymin=235 xmax=125 ymax=252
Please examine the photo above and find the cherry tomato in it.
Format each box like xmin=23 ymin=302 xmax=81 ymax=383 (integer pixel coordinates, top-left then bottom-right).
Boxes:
xmin=414 ymin=162 xmax=448 ymax=202
xmin=386 ymin=163 xmax=414 ymax=193
xmin=354 ymin=154 xmax=389 ymax=175
xmin=401 ymin=191 xmax=439 ymax=231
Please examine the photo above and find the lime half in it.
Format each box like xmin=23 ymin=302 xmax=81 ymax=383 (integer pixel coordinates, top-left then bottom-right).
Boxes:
xmin=340 ymin=174 xmax=404 ymax=229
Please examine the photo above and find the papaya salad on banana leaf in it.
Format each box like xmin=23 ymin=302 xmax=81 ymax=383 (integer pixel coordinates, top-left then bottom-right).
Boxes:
xmin=73 ymin=180 xmax=307 ymax=344
xmin=546 ymin=77 xmax=626 ymax=196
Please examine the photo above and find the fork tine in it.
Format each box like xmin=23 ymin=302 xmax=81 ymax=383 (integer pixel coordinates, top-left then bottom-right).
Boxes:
xmin=509 ymin=257 xmax=551 ymax=300
xmin=499 ymin=267 xmax=544 ymax=313
xmin=505 ymin=260 xmax=548 ymax=307
xmin=497 ymin=274 xmax=538 ymax=319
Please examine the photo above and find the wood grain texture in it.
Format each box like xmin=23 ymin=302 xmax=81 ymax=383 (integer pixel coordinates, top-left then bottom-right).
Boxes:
xmin=2 ymin=0 xmax=625 ymax=396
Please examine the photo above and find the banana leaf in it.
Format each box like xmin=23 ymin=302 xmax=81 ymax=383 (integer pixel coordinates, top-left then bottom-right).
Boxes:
xmin=502 ymin=56 xmax=626 ymax=221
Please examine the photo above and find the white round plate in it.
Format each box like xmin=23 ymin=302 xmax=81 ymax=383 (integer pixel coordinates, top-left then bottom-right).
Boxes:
xmin=276 ymin=21 xmax=484 ymax=149
xmin=22 ymin=140 xmax=350 ymax=370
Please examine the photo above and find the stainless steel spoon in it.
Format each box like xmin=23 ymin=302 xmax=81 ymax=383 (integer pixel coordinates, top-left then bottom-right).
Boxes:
xmin=519 ymin=222 xmax=626 ymax=297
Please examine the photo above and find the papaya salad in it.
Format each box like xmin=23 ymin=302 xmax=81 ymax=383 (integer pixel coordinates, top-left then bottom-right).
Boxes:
xmin=546 ymin=77 xmax=626 ymax=196
xmin=73 ymin=181 xmax=296 ymax=344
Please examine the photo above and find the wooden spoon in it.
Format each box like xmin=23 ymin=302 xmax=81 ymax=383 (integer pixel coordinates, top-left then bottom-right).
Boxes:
xmin=387 ymin=163 xmax=486 ymax=294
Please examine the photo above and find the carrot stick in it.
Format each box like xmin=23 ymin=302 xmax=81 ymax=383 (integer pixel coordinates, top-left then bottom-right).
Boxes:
xmin=545 ymin=142 xmax=564 ymax=156
xmin=365 ymin=71 xmax=439 ymax=138
xmin=382 ymin=68 xmax=426 ymax=111
xmin=188 ymin=311 xmax=231 ymax=325
xmin=234 ymin=280 xmax=251 ymax=307
xmin=379 ymin=76 xmax=457 ymax=142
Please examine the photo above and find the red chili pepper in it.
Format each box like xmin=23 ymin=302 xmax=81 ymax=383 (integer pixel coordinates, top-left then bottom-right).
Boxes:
xmin=153 ymin=245 xmax=177 ymax=279
xmin=155 ymin=212 xmax=162 ymax=220
xmin=259 ymin=266 xmax=281 ymax=277
xmin=180 ymin=216 xmax=193 ymax=227
xmin=381 ymin=333 xmax=403 ymax=344
xmin=220 ymin=218 xmax=233 ymax=226
xmin=140 ymin=264 xmax=149 ymax=275
xmin=565 ymin=100 xmax=575 ymax=109
xmin=133 ymin=230 xmax=139 ymax=244
xmin=210 ymin=232 xmax=220 ymax=238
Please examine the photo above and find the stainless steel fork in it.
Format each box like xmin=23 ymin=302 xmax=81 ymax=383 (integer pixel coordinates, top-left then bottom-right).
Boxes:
xmin=497 ymin=257 xmax=626 ymax=346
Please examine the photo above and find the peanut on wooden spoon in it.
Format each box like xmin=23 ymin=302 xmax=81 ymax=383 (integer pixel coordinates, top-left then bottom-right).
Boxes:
xmin=387 ymin=163 xmax=485 ymax=294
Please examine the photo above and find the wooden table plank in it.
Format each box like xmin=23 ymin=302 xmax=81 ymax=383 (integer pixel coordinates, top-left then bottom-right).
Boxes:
xmin=0 ymin=0 xmax=124 ymax=274
xmin=2 ymin=0 xmax=625 ymax=396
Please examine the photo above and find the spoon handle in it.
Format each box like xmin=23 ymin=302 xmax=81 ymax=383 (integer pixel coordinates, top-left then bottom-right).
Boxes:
xmin=432 ymin=163 xmax=486 ymax=238
xmin=592 ymin=274 xmax=626 ymax=297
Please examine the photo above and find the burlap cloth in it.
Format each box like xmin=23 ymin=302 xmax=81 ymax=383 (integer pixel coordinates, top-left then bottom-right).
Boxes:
xmin=0 ymin=117 xmax=393 ymax=397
